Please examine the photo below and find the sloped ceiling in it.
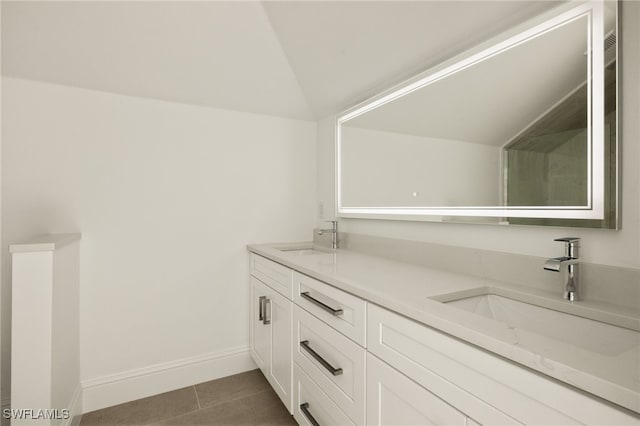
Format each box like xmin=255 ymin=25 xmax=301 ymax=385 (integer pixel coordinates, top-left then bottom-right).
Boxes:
xmin=262 ymin=1 xmax=562 ymax=119
xmin=1 ymin=1 xmax=314 ymax=119
xmin=1 ymin=1 xmax=562 ymax=121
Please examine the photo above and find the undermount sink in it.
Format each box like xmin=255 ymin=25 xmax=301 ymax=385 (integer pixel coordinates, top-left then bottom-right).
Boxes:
xmin=445 ymin=293 xmax=639 ymax=356
xmin=278 ymin=247 xmax=332 ymax=256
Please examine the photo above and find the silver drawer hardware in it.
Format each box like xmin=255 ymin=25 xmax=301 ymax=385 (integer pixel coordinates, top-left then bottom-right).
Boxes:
xmin=263 ymin=298 xmax=271 ymax=325
xmin=258 ymin=296 xmax=266 ymax=322
xmin=259 ymin=296 xmax=271 ymax=325
xmin=300 ymin=292 xmax=344 ymax=316
xmin=300 ymin=340 xmax=343 ymax=376
xmin=300 ymin=402 xmax=320 ymax=426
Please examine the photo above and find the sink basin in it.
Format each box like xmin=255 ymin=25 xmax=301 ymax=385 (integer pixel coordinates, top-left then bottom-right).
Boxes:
xmin=446 ymin=293 xmax=639 ymax=356
xmin=278 ymin=248 xmax=332 ymax=256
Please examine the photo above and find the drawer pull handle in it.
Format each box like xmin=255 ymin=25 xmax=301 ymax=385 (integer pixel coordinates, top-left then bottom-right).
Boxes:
xmin=258 ymin=296 xmax=266 ymax=322
xmin=300 ymin=402 xmax=320 ymax=426
xmin=300 ymin=340 xmax=343 ymax=376
xmin=259 ymin=296 xmax=271 ymax=325
xmin=300 ymin=292 xmax=343 ymax=316
xmin=263 ymin=298 xmax=271 ymax=325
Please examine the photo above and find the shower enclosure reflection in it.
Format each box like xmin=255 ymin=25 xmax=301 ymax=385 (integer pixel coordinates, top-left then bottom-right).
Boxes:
xmin=506 ymin=39 xmax=616 ymax=227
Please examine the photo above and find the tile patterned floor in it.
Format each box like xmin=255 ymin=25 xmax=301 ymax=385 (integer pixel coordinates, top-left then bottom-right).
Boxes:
xmin=80 ymin=370 xmax=297 ymax=426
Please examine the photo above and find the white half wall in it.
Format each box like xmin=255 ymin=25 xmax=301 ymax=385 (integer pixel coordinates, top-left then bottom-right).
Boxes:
xmin=1 ymin=77 xmax=317 ymax=410
xmin=318 ymin=1 xmax=640 ymax=270
xmin=9 ymin=235 xmax=81 ymax=425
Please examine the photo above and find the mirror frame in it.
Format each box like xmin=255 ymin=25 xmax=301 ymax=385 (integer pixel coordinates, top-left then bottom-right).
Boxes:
xmin=336 ymin=1 xmax=612 ymax=223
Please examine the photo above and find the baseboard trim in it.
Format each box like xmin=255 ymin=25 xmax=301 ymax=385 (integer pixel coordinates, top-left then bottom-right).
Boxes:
xmin=81 ymin=346 xmax=255 ymax=413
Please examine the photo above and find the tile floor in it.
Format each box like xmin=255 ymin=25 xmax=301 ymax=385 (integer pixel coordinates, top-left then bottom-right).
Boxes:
xmin=80 ymin=370 xmax=297 ymax=426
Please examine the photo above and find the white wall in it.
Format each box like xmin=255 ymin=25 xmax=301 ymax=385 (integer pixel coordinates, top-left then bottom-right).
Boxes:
xmin=1 ymin=77 xmax=316 ymax=409
xmin=341 ymin=126 xmax=500 ymax=207
xmin=318 ymin=1 xmax=640 ymax=269
xmin=0 ymin=2 xmax=4 ymax=418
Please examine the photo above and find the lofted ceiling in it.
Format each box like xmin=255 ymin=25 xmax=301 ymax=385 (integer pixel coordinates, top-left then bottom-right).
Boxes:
xmin=1 ymin=1 xmax=562 ymax=121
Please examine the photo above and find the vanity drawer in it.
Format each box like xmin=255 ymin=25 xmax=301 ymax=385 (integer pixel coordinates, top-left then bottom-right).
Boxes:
xmin=367 ymin=352 xmax=467 ymax=426
xmin=367 ymin=304 xmax=529 ymax=425
xmin=367 ymin=304 xmax=638 ymax=426
xmin=250 ymin=254 xmax=293 ymax=300
xmin=294 ymin=305 xmax=365 ymax=424
xmin=293 ymin=271 xmax=366 ymax=346
xmin=293 ymin=363 xmax=355 ymax=426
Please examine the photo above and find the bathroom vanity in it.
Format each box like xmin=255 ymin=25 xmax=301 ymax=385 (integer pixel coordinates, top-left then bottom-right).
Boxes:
xmin=247 ymin=243 xmax=639 ymax=425
xmin=246 ymin=6 xmax=636 ymax=422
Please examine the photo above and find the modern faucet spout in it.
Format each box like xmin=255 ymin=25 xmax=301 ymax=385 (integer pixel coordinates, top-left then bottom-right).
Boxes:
xmin=543 ymin=256 xmax=579 ymax=272
xmin=544 ymin=238 xmax=580 ymax=301
xmin=316 ymin=220 xmax=339 ymax=249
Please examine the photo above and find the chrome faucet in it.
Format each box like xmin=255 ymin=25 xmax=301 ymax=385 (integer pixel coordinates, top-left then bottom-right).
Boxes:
xmin=544 ymin=237 xmax=580 ymax=301
xmin=317 ymin=220 xmax=339 ymax=249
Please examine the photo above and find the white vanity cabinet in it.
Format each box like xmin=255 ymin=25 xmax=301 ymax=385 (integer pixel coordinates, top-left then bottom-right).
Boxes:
xmin=249 ymin=253 xmax=367 ymax=421
xmin=293 ymin=305 xmax=366 ymax=424
xmin=249 ymin=255 xmax=294 ymax=413
xmin=367 ymin=304 xmax=639 ymax=426
xmin=249 ymin=250 xmax=639 ymax=426
xmin=291 ymin=272 xmax=367 ymax=426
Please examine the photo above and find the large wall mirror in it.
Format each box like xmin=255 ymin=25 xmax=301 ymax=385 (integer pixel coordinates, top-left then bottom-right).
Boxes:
xmin=337 ymin=1 xmax=617 ymax=228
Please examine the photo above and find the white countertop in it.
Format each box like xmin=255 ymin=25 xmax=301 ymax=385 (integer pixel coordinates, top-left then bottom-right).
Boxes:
xmin=248 ymin=242 xmax=640 ymax=414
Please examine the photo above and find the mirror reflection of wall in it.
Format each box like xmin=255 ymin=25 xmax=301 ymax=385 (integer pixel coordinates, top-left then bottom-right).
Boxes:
xmin=341 ymin=13 xmax=590 ymax=209
xmin=338 ymin=2 xmax=616 ymax=227
xmin=341 ymin=127 xmax=501 ymax=207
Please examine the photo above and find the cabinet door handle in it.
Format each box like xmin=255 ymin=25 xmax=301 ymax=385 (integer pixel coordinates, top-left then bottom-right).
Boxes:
xmin=258 ymin=296 xmax=266 ymax=322
xmin=300 ymin=292 xmax=343 ymax=316
xmin=300 ymin=402 xmax=320 ymax=426
xmin=263 ymin=298 xmax=271 ymax=325
xmin=300 ymin=340 xmax=343 ymax=376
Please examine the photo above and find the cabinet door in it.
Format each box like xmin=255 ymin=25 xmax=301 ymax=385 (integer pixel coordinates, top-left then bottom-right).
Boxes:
xmin=267 ymin=288 xmax=293 ymax=413
xmin=367 ymin=353 xmax=467 ymax=426
xmin=250 ymin=277 xmax=270 ymax=373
